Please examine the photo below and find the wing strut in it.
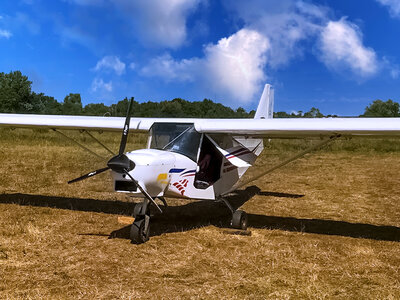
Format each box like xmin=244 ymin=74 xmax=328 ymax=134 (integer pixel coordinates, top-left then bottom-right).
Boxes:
xmin=53 ymin=129 xmax=106 ymax=160
xmin=223 ymin=134 xmax=341 ymax=195
xmin=84 ymin=130 xmax=116 ymax=156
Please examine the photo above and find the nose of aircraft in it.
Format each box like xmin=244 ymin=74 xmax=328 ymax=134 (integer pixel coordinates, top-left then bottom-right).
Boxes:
xmin=117 ymin=149 xmax=176 ymax=197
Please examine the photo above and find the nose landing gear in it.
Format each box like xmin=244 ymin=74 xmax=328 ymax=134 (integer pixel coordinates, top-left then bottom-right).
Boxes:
xmin=130 ymin=198 xmax=151 ymax=244
xmin=130 ymin=215 xmax=150 ymax=244
xmin=130 ymin=196 xmax=167 ymax=244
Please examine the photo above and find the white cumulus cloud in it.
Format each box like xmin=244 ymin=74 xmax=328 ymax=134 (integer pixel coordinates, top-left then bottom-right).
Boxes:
xmin=376 ymin=0 xmax=400 ymax=17
xmin=224 ymin=0 xmax=382 ymax=79
xmin=223 ymin=0 xmax=328 ymax=67
xmin=141 ymin=53 xmax=199 ymax=82
xmin=142 ymin=28 xmax=270 ymax=103
xmin=93 ymin=56 xmax=126 ymax=75
xmin=0 ymin=29 xmax=12 ymax=39
xmin=318 ymin=19 xmax=378 ymax=77
xmin=114 ymin=0 xmax=202 ymax=48
xmin=91 ymin=78 xmax=112 ymax=92
xmin=202 ymin=29 xmax=270 ymax=102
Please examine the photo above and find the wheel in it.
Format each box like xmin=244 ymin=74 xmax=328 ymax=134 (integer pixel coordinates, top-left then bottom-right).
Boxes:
xmin=130 ymin=218 xmax=150 ymax=244
xmin=231 ymin=210 xmax=248 ymax=230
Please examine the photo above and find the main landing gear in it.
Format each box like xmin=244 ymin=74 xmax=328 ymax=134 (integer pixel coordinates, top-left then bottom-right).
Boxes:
xmin=220 ymin=198 xmax=248 ymax=230
xmin=231 ymin=210 xmax=248 ymax=230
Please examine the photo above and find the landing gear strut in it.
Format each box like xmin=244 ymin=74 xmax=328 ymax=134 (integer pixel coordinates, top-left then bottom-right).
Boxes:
xmin=130 ymin=198 xmax=151 ymax=244
xmin=219 ymin=198 xmax=248 ymax=230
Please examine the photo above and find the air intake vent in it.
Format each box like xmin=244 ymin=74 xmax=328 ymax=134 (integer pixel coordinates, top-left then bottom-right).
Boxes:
xmin=115 ymin=180 xmax=137 ymax=192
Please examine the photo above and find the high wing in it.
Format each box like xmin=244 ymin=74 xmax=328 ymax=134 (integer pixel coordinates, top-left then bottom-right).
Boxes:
xmin=194 ymin=118 xmax=400 ymax=138
xmin=1 ymin=113 xmax=400 ymax=138
xmin=0 ymin=113 xmax=196 ymax=133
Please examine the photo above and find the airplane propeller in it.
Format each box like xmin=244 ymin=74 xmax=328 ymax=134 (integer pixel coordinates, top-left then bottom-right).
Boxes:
xmin=67 ymin=166 xmax=110 ymax=184
xmin=67 ymin=97 xmax=163 ymax=213
xmin=68 ymin=97 xmax=134 ymax=184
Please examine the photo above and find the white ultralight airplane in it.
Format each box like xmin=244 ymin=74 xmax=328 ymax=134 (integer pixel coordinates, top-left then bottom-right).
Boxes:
xmin=1 ymin=84 xmax=400 ymax=243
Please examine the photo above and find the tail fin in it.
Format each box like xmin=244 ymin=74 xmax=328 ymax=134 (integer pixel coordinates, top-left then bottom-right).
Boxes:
xmin=255 ymin=84 xmax=274 ymax=119
xmin=218 ymin=84 xmax=274 ymax=185
xmin=233 ymin=83 xmax=273 ymax=161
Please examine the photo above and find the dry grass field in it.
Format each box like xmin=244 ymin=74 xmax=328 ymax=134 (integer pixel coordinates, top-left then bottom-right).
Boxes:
xmin=0 ymin=128 xmax=399 ymax=299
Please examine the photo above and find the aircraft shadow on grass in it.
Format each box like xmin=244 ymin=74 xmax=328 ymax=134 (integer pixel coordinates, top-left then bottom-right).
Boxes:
xmin=0 ymin=188 xmax=399 ymax=243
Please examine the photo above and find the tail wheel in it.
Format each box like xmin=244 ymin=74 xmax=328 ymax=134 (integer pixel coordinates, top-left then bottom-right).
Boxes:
xmin=231 ymin=210 xmax=248 ymax=230
xmin=130 ymin=218 xmax=150 ymax=244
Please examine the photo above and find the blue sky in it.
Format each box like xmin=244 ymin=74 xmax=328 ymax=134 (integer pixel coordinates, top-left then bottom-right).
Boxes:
xmin=1 ymin=0 xmax=400 ymax=116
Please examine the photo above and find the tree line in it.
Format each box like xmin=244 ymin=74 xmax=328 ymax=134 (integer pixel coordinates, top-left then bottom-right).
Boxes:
xmin=0 ymin=71 xmax=399 ymax=118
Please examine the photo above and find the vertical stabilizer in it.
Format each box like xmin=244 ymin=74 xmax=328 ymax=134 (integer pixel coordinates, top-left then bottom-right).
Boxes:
xmin=255 ymin=84 xmax=274 ymax=119
xmin=226 ymin=84 xmax=274 ymax=183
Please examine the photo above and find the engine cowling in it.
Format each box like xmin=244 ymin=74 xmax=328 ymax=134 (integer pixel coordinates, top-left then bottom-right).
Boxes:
xmin=112 ymin=149 xmax=175 ymax=197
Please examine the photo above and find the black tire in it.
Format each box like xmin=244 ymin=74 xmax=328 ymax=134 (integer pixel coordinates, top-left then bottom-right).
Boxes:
xmin=231 ymin=210 xmax=248 ymax=230
xmin=130 ymin=218 xmax=150 ymax=244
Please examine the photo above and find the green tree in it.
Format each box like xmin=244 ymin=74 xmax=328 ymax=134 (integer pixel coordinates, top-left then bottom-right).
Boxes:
xmin=304 ymin=107 xmax=324 ymax=118
xmin=235 ymin=107 xmax=247 ymax=118
xmin=30 ymin=92 xmax=62 ymax=114
xmin=137 ymin=101 xmax=160 ymax=117
xmin=110 ymin=98 xmax=129 ymax=116
xmin=160 ymin=99 xmax=184 ymax=117
xmin=62 ymin=93 xmax=82 ymax=115
xmin=0 ymin=71 xmax=33 ymax=113
xmin=84 ymin=103 xmax=110 ymax=116
xmin=274 ymin=111 xmax=291 ymax=118
xmin=362 ymin=99 xmax=400 ymax=117
xmin=40 ymin=95 xmax=63 ymax=114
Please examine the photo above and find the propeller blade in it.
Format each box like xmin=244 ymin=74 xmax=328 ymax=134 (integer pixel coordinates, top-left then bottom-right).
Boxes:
xmin=123 ymin=170 xmax=163 ymax=213
xmin=119 ymin=97 xmax=134 ymax=155
xmin=68 ymin=167 xmax=110 ymax=184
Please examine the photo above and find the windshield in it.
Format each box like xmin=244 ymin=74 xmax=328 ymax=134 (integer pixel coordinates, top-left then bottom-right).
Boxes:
xmin=150 ymin=123 xmax=201 ymax=161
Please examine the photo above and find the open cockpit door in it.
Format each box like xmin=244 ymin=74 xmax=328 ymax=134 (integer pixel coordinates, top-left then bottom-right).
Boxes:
xmin=194 ymin=135 xmax=224 ymax=189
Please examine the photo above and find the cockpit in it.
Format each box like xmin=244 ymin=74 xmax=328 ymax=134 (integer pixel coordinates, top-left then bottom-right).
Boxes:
xmin=149 ymin=122 xmax=225 ymax=189
xmin=149 ymin=123 xmax=201 ymax=162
